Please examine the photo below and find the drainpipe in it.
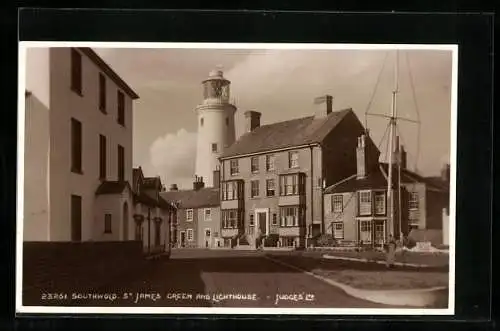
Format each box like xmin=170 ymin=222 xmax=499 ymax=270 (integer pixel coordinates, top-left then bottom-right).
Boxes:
xmin=147 ymin=207 xmax=151 ymax=254
xmin=308 ymin=144 xmax=315 ymax=248
xmin=318 ymin=142 xmax=324 ymax=235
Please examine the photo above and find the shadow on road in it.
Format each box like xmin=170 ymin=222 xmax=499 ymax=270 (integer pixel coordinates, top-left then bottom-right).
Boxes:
xmin=22 ymin=249 xmax=449 ymax=308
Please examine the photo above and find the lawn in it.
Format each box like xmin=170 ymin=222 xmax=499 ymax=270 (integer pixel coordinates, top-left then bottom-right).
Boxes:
xmin=318 ymin=249 xmax=449 ymax=267
xmin=312 ymin=268 xmax=449 ymax=290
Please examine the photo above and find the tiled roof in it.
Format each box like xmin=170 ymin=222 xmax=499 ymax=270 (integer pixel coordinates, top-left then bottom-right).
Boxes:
xmin=132 ymin=192 xmax=175 ymax=211
xmin=324 ymin=172 xmax=387 ymax=194
xmin=379 ymin=163 xmax=448 ymax=192
xmin=423 ymin=176 xmax=450 ymax=191
xmin=325 ymin=163 xmax=449 ymax=194
xmin=95 ymin=181 xmax=131 ymax=195
xmin=143 ymin=177 xmax=162 ymax=189
xmin=221 ymin=109 xmax=352 ymax=158
xmin=133 ymin=192 xmax=158 ymax=206
xmin=160 ymin=188 xmax=220 ymax=209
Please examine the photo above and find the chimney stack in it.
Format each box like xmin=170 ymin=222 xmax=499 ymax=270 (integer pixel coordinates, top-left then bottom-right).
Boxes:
xmin=400 ymin=145 xmax=407 ymax=169
xmin=244 ymin=111 xmax=261 ymax=133
xmin=313 ymin=95 xmax=333 ymax=118
xmin=213 ymin=166 xmax=221 ymax=189
xmin=356 ymin=134 xmax=367 ymax=179
xmin=169 ymin=184 xmax=178 ymax=191
xmin=193 ymin=175 xmax=205 ymax=190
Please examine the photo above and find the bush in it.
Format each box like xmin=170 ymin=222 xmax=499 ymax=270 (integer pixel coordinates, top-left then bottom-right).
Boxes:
xmin=403 ymin=236 xmax=417 ymax=249
xmin=263 ymin=234 xmax=279 ymax=247
xmin=238 ymin=235 xmax=249 ymax=245
xmin=315 ymin=234 xmax=336 ymax=247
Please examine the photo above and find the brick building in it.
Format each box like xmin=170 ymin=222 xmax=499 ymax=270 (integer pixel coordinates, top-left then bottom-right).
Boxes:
xmin=323 ymin=134 xmax=450 ymax=247
xmin=218 ymin=95 xmax=375 ymax=248
xmin=161 ymin=174 xmax=221 ymax=248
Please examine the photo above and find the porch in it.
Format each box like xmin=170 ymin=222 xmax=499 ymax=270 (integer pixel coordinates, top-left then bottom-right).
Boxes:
xmin=356 ymin=217 xmax=389 ymax=248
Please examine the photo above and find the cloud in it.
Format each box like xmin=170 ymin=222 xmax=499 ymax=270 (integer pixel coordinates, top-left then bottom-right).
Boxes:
xmin=149 ymin=128 xmax=197 ymax=189
xmin=95 ymin=47 xmax=452 ymax=177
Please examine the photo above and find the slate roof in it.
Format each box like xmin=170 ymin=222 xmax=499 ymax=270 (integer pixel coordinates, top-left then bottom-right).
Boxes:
xmin=160 ymin=188 xmax=220 ymax=209
xmin=95 ymin=181 xmax=132 ymax=195
xmin=325 ymin=163 xmax=449 ymax=194
xmin=132 ymin=192 xmax=175 ymax=211
xmin=423 ymin=176 xmax=450 ymax=191
xmin=143 ymin=177 xmax=162 ymax=189
xmin=379 ymin=163 xmax=449 ymax=192
xmin=221 ymin=109 xmax=352 ymax=158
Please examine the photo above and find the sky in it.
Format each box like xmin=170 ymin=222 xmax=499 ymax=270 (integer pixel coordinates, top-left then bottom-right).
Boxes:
xmin=93 ymin=46 xmax=453 ymax=189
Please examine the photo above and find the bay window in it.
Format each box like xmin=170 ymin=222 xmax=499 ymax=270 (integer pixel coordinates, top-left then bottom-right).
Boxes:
xmin=279 ymin=173 xmax=304 ymax=196
xmin=222 ymin=209 xmax=240 ymax=229
xmin=280 ymin=206 xmax=302 ymax=227
xmin=222 ymin=181 xmax=241 ymax=200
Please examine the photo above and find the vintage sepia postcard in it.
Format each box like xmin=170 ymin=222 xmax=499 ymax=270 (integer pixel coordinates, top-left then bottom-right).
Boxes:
xmin=16 ymin=42 xmax=457 ymax=315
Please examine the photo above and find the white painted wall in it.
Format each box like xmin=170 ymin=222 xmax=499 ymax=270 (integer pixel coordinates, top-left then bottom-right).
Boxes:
xmin=196 ymin=206 xmax=220 ymax=248
xmin=24 ymin=93 xmax=51 ymax=241
xmin=23 ymin=47 xmax=134 ymax=242
xmin=442 ymin=208 xmax=449 ymax=246
xmin=24 ymin=48 xmax=51 ymax=241
xmin=195 ymin=74 xmax=236 ymax=188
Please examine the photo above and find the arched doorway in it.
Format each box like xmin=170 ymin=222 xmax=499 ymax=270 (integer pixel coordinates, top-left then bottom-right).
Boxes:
xmin=122 ymin=202 xmax=129 ymax=241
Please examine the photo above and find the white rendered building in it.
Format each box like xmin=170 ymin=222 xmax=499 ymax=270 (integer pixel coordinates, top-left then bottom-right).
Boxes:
xmin=23 ymin=47 xmax=138 ymax=242
xmin=194 ymin=68 xmax=237 ymax=187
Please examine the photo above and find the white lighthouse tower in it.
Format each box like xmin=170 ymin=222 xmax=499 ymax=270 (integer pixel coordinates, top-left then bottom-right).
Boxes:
xmin=195 ymin=67 xmax=237 ymax=187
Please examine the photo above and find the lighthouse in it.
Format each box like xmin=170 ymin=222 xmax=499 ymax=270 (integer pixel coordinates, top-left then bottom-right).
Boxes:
xmin=194 ymin=67 xmax=237 ymax=187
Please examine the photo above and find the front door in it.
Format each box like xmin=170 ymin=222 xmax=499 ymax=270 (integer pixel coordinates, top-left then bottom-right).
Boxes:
xmin=359 ymin=220 xmax=372 ymax=244
xmin=374 ymin=221 xmax=386 ymax=246
xmin=258 ymin=212 xmax=267 ymax=235
xmin=204 ymin=229 xmax=211 ymax=248
xmin=180 ymin=231 xmax=186 ymax=247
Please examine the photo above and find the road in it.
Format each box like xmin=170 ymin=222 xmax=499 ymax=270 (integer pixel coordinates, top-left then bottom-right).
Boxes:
xmin=49 ymin=249 xmax=394 ymax=308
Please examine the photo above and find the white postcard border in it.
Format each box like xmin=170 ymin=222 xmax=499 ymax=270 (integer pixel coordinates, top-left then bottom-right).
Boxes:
xmin=16 ymin=42 xmax=458 ymax=316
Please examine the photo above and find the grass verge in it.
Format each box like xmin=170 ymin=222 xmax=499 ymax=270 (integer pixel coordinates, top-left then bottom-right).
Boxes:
xmin=311 ymin=268 xmax=449 ymax=290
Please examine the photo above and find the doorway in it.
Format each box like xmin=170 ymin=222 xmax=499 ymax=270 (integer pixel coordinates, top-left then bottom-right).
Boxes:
xmin=204 ymin=228 xmax=211 ymax=248
xmin=374 ymin=220 xmax=386 ymax=246
xmin=122 ymin=202 xmax=129 ymax=241
xmin=180 ymin=231 xmax=186 ymax=248
xmin=71 ymin=195 xmax=82 ymax=242
xmin=359 ymin=220 xmax=372 ymax=244
xmin=254 ymin=208 xmax=269 ymax=236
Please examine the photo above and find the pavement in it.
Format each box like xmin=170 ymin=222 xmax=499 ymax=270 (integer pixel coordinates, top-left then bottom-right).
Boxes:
xmin=23 ymin=249 xmax=420 ymax=308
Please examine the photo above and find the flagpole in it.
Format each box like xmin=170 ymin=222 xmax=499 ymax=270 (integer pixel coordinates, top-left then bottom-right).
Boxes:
xmin=387 ymin=50 xmax=399 ymax=240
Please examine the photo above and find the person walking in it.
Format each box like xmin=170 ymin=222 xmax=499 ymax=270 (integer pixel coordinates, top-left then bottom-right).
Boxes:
xmin=385 ymin=235 xmax=397 ymax=268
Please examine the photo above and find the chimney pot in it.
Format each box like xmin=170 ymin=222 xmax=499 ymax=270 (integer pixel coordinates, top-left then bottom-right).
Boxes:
xmin=244 ymin=110 xmax=261 ymax=133
xmin=313 ymin=95 xmax=333 ymax=118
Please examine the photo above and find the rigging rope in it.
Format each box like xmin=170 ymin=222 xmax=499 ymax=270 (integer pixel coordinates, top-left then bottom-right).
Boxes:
xmin=364 ymin=51 xmax=389 ymax=130
xmin=405 ymin=52 xmax=422 ymax=173
xmin=326 ymin=192 xmax=356 ymax=230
